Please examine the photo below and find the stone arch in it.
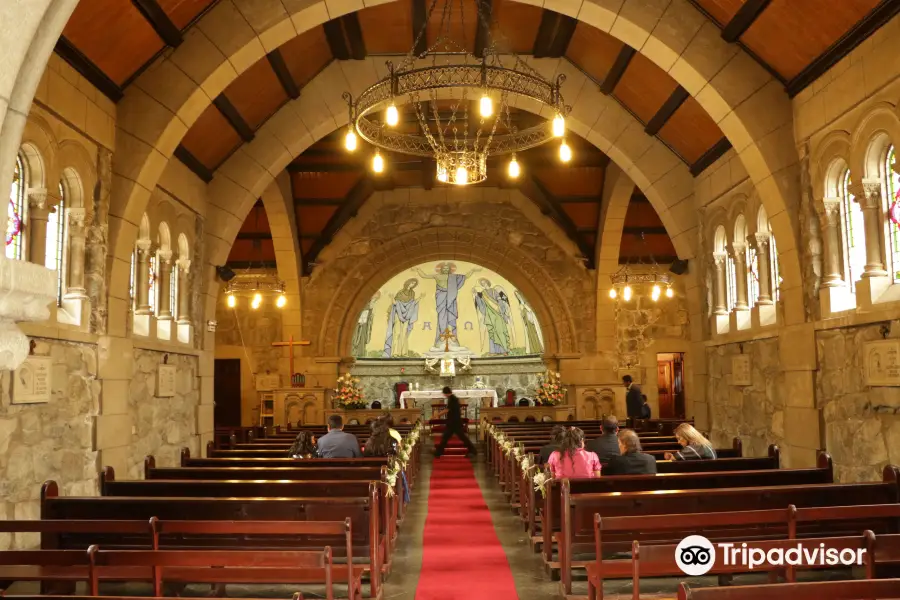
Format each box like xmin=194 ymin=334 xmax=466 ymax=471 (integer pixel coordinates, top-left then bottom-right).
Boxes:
xmin=850 ymin=103 xmax=900 ymax=181
xmin=57 ymin=139 xmax=96 ymax=215
xmin=260 ymin=177 xmax=302 ymax=341
xmin=813 ymin=131 xmax=852 ymax=201
xmin=157 ymin=222 xmax=172 ymax=253
xmin=177 ymin=233 xmax=190 ymax=260
xmin=19 ymin=115 xmax=55 ymax=192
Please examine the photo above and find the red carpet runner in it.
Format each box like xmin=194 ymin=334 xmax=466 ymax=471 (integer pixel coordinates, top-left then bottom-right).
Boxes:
xmin=415 ymin=456 xmax=519 ymax=600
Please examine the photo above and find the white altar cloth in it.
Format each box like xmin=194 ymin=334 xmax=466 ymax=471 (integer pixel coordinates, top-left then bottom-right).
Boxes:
xmin=399 ymin=389 xmax=499 ymax=408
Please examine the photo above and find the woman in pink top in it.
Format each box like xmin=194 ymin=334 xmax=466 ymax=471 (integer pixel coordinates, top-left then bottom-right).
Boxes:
xmin=547 ymin=427 xmax=602 ymax=478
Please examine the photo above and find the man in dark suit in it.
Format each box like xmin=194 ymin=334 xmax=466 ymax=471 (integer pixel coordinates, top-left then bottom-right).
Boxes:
xmin=586 ymin=415 xmax=620 ymax=462
xmin=317 ymin=414 xmax=362 ymax=458
xmin=434 ymin=386 xmax=477 ymax=457
xmin=538 ymin=425 xmax=566 ymax=464
xmin=605 ymin=429 xmax=657 ymax=475
xmin=639 ymin=394 xmax=652 ymax=419
xmin=623 ymin=375 xmax=643 ymax=419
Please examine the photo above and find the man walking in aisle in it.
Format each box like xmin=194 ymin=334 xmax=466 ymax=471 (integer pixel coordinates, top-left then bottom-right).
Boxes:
xmin=434 ymin=386 xmax=477 ymax=458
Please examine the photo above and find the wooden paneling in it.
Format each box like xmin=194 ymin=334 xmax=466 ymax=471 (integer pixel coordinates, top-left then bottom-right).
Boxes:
xmin=565 ymin=23 xmax=624 ymax=84
xmin=427 ymin=0 xmax=478 ymax=53
xmin=223 ymin=59 xmax=288 ymax=129
xmin=62 ymin=0 xmax=164 ymax=85
xmin=534 ymin=167 xmax=604 ymax=197
xmin=619 ymin=193 xmax=676 ymax=261
xmin=300 ymin=239 xmax=316 ymax=256
xmin=281 ymin=28 xmax=333 ymax=88
xmin=657 ymin=96 xmax=724 ymax=165
xmin=559 ymin=203 xmax=600 ymax=229
xmin=292 ymin=172 xmax=362 ymax=198
xmin=359 ymin=0 xmax=413 ymax=53
xmin=693 ymin=0 xmax=745 ymax=26
xmin=157 ymin=0 xmax=217 ymax=29
xmin=180 ymin=103 xmax=242 ymax=169
xmin=296 ymin=205 xmax=339 ymax=235
xmin=227 ymin=238 xmax=276 ymax=263
xmin=740 ymin=0 xmax=882 ymax=80
xmin=492 ymin=0 xmax=544 ymax=54
xmin=239 ymin=205 xmax=270 ymax=233
xmin=612 ymin=52 xmax=680 ymax=124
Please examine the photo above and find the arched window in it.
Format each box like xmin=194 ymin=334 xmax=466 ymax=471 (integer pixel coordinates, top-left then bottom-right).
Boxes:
xmin=748 ymin=243 xmax=759 ymax=306
xmin=885 ymin=145 xmax=900 ymax=280
xmin=148 ymin=254 xmax=157 ymax=314
xmin=713 ymin=225 xmax=731 ymax=313
xmin=46 ymin=182 xmax=67 ymax=305
xmin=725 ymin=253 xmax=737 ymax=311
xmin=841 ymin=169 xmax=866 ymax=289
xmin=6 ymin=154 xmax=27 ymax=260
xmin=770 ymin=231 xmax=781 ymax=301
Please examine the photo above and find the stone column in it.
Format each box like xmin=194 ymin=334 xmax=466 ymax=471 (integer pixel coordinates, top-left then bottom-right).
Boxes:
xmin=65 ymin=207 xmax=88 ymax=298
xmin=754 ymin=233 xmax=773 ymax=305
xmin=156 ymin=249 xmax=173 ymax=319
xmin=820 ymin=198 xmax=844 ymax=288
xmin=857 ymin=179 xmax=888 ymax=278
xmin=27 ymin=188 xmax=49 ymax=266
xmin=713 ymin=252 xmax=728 ymax=315
xmin=176 ymin=258 xmax=191 ymax=324
xmin=135 ymin=240 xmax=152 ymax=315
xmin=731 ymin=243 xmax=749 ymax=310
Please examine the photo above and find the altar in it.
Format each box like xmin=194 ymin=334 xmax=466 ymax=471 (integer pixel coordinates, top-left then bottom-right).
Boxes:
xmin=324 ymin=408 xmax=422 ymax=425
xmin=399 ymin=389 xmax=499 ymax=409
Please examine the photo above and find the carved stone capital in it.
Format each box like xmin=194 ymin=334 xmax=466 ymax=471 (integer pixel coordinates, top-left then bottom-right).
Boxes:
xmin=176 ymin=258 xmax=191 ymax=273
xmin=27 ymin=187 xmax=48 ymax=209
xmin=731 ymin=243 xmax=747 ymax=262
xmin=851 ymin=178 xmax=883 ymax=210
xmin=158 ymin=249 xmax=173 ymax=263
xmin=67 ymin=207 xmax=87 ymax=229
xmin=0 ymin=255 xmax=57 ymax=370
xmin=135 ymin=239 xmax=152 ymax=253
xmin=754 ymin=232 xmax=770 ymax=251
xmin=821 ymin=197 xmax=842 ymax=227
xmin=713 ymin=251 xmax=727 ymax=268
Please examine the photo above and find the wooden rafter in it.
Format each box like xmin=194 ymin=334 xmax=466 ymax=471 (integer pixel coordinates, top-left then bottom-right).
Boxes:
xmin=236 ymin=232 xmax=273 ymax=240
xmin=721 ymin=0 xmax=771 ymax=43
xmin=473 ymin=0 xmax=493 ymax=58
xmin=323 ymin=19 xmax=351 ymax=60
xmin=644 ymin=87 xmax=689 ymax=136
xmin=212 ymin=95 xmax=254 ymax=142
xmin=54 ymin=37 xmax=123 ymax=102
xmin=599 ymin=46 xmax=635 ymax=94
xmin=623 ymin=226 xmax=668 ymax=235
xmin=689 ymin=137 xmax=732 ymax=176
xmin=411 ymin=0 xmax=428 ymax=56
xmin=302 ymin=177 xmax=375 ymax=274
xmin=131 ymin=0 xmax=183 ymax=47
xmin=532 ymin=10 xmax=576 ymax=58
xmin=267 ymin=50 xmax=301 ymax=100
xmin=342 ymin=13 xmax=367 ymax=60
xmin=174 ymin=145 xmax=213 ymax=183
xmin=520 ymin=176 xmax=596 ymax=268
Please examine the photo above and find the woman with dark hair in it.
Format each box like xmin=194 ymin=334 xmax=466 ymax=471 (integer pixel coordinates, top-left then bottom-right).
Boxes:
xmin=288 ymin=431 xmax=317 ymax=459
xmin=364 ymin=420 xmax=398 ymax=457
xmin=547 ymin=427 xmax=601 ymax=478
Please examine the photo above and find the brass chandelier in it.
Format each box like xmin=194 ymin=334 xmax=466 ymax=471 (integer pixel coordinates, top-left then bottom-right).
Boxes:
xmin=341 ymin=0 xmax=571 ymax=185
xmin=609 ymin=233 xmax=674 ymax=302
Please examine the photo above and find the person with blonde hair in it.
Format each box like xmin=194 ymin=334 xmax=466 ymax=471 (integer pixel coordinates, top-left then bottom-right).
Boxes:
xmin=664 ymin=423 xmax=717 ymax=461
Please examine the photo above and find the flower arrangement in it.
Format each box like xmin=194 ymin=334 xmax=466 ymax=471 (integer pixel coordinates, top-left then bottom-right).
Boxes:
xmin=333 ymin=372 xmax=366 ymax=409
xmin=534 ymin=371 xmax=567 ymax=406
xmin=385 ymin=422 xmax=424 ymax=496
xmin=533 ymin=471 xmax=549 ymax=497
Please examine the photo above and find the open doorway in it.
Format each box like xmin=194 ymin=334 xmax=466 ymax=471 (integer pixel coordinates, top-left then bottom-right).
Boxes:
xmin=214 ymin=359 xmax=242 ymax=427
xmin=656 ymin=353 xmax=685 ymax=419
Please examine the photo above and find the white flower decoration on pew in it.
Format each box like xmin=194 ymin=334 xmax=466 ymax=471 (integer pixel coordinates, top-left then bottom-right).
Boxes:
xmin=532 ymin=471 xmax=549 ymax=497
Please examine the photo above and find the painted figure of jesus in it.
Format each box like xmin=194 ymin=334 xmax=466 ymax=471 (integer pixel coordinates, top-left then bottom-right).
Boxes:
xmin=413 ymin=262 xmax=481 ymax=346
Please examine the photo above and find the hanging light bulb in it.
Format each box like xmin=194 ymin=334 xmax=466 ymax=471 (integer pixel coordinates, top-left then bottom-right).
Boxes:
xmin=666 ymin=286 xmax=674 ymax=298
xmin=479 ymin=94 xmax=493 ymax=118
xmin=437 ymin=165 xmax=448 ymax=183
xmin=623 ymin=285 xmax=633 ymax=302
xmin=552 ymin=113 xmax=565 ymax=137
xmin=344 ymin=128 xmax=357 ymax=152
xmin=455 ymin=166 xmax=468 ymax=185
xmin=386 ymin=102 xmax=399 ymax=127
xmin=226 ymin=293 xmax=236 ymax=308
xmin=372 ymin=151 xmax=384 ymax=174
xmin=251 ymin=292 xmax=262 ymax=310
xmin=651 ymin=284 xmax=661 ymax=302
xmin=559 ymin=139 xmax=572 ymax=163
xmin=276 ymin=294 xmax=287 ymax=308
xmin=608 ymin=287 xmax=617 ymax=299
xmin=507 ymin=155 xmax=520 ymax=179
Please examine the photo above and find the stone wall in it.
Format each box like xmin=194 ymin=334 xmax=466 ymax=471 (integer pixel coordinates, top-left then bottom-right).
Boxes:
xmin=0 ymin=338 xmax=99 ymax=549
xmin=706 ymin=337 xmax=786 ymax=459
xmin=817 ymin=323 xmax=900 ymax=483
xmin=616 ymin=294 xmax=690 ymax=369
xmin=128 ymin=350 xmax=199 ymax=478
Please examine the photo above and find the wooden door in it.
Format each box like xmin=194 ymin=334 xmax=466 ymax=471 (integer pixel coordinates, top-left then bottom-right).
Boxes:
xmin=673 ymin=354 xmax=685 ymax=419
xmin=656 ymin=360 xmax=674 ymax=418
xmin=214 ymin=359 xmax=242 ymax=427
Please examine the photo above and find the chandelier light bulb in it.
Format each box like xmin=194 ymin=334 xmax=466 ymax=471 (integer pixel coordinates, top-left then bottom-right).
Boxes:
xmin=651 ymin=284 xmax=661 ymax=301
xmin=479 ymin=94 xmax=493 ymax=118
xmin=608 ymin=287 xmax=617 ymax=299
xmin=623 ymin=285 xmax=633 ymax=302
xmin=455 ymin=166 xmax=469 ymax=185
xmin=666 ymin=286 xmax=674 ymax=298
xmin=559 ymin=140 xmax=572 ymax=163
xmin=437 ymin=166 xmax=448 ymax=183
xmin=251 ymin=293 xmax=262 ymax=310
xmin=386 ymin=103 xmax=399 ymax=127
xmin=507 ymin=156 xmax=520 ymax=179
xmin=226 ymin=293 xmax=236 ymax=308
xmin=276 ymin=294 xmax=287 ymax=308
xmin=372 ymin=152 xmax=385 ymax=173
xmin=344 ymin=129 xmax=357 ymax=152
xmin=552 ymin=114 xmax=565 ymax=137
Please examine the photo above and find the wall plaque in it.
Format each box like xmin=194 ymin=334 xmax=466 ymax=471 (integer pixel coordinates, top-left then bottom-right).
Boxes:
xmin=731 ymin=355 xmax=752 ymax=386
xmin=12 ymin=356 xmax=53 ymax=404
xmin=256 ymin=373 xmax=281 ymax=391
xmin=864 ymin=339 xmax=900 ymax=386
xmin=157 ymin=364 xmax=177 ymax=397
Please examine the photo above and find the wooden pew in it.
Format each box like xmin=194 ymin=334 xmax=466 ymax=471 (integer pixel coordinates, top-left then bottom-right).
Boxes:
xmin=678 ymin=578 xmax=900 ymax=600
xmin=557 ymin=468 xmax=900 ymax=594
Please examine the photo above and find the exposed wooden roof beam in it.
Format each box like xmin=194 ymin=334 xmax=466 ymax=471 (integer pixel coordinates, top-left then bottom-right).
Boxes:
xmin=618 ymin=255 xmax=678 ymax=265
xmin=294 ymin=197 xmax=347 ymax=205
xmin=174 ymin=145 xmax=213 ymax=183
xmin=303 ymin=177 xmax=375 ymax=274
xmin=623 ymin=226 xmax=669 ymax=235
xmin=548 ymin=15 xmax=577 ymax=57
xmin=267 ymin=49 xmax=300 ymax=100
xmin=689 ymin=137 xmax=732 ymax=176
xmin=213 ymin=95 xmax=254 ymax=142
xmin=644 ymin=86 xmax=689 ymax=136
xmin=226 ymin=260 xmax=278 ymax=270
xmin=323 ymin=19 xmax=351 ymax=60
xmin=473 ymin=0 xmax=493 ymax=58
xmin=520 ymin=176 xmax=596 ymax=268
xmin=557 ymin=195 xmax=602 ymax=203
xmin=412 ymin=0 xmax=428 ymax=56
xmin=342 ymin=13 xmax=367 ymax=60
xmin=532 ymin=11 xmax=576 ymax=58
xmin=54 ymin=38 xmax=123 ymax=102
xmin=236 ymin=232 xmax=273 ymax=240
xmin=599 ymin=46 xmax=635 ymax=94
xmin=131 ymin=0 xmax=183 ymax=47
xmin=721 ymin=0 xmax=771 ymax=43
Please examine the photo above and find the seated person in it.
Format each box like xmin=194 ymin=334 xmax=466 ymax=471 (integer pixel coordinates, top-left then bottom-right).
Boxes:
xmin=288 ymin=431 xmax=317 ymax=459
xmin=547 ymin=427 xmax=602 ymax=479
xmin=604 ymin=429 xmax=656 ymax=475
xmin=380 ymin=413 xmax=403 ymax=444
xmin=639 ymin=394 xmax=651 ymax=419
xmin=538 ymin=425 xmax=566 ymax=464
xmin=664 ymin=423 xmax=717 ymax=460
xmin=317 ymin=414 xmax=363 ymax=458
xmin=586 ymin=415 xmax=621 ymax=462
xmin=364 ymin=420 xmax=398 ymax=457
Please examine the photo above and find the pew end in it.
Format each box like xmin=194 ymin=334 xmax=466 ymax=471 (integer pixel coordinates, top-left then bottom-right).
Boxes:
xmin=768 ymin=444 xmax=781 ymax=466
xmin=143 ymin=455 xmax=156 ymax=478
xmin=815 ymin=451 xmax=833 ymax=477
xmin=179 ymin=447 xmax=190 ymax=466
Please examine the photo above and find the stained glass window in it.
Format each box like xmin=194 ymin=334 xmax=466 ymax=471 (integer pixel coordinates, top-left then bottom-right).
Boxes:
xmin=725 ymin=253 xmax=737 ymax=311
xmin=841 ymin=169 xmax=866 ymax=289
xmin=885 ymin=146 xmax=900 ymax=280
xmin=6 ymin=155 xmax=27 ymax=260
xmin=148 ymin=254 xmax=157 ymax=315
xmin=46 ymin=182 xmax=66 ymax=305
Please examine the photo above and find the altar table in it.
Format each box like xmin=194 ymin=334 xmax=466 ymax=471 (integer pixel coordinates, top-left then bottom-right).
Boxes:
xmin=399 ymin=389 xmax=499 ymax=408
